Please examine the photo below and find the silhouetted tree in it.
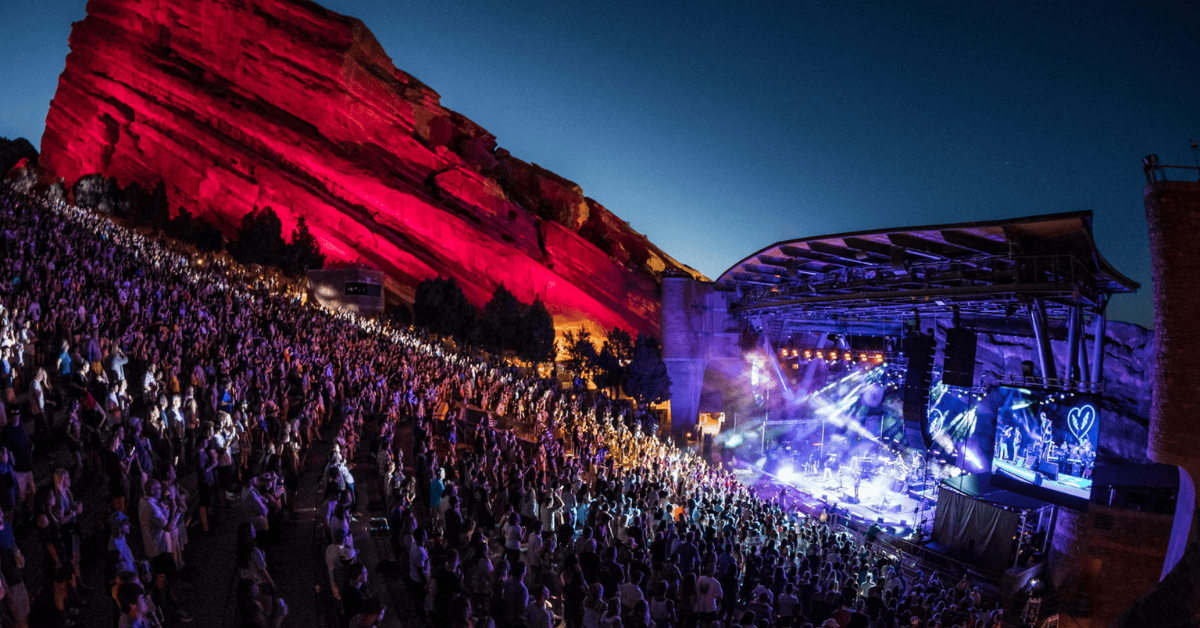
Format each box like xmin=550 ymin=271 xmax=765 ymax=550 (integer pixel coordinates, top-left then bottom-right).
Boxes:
xmin=389 ymin=303 xmax=413 ymax=328
xmin=481 ymin=284 xmax=524 ymax=353
xmin=0 ymin=137 xmax=37 ymax=177
xmin=8 ymin=166 xmax=36 ymax=194
xmin=623 ymin=333 xmax=671 ymax=406
xmin=231 ymin=206 xmax=286 ymax=268
xmin=192 ymin=218 xmax=224 ymax=252
xmin=594 ymin=344 xmax=622 ymax=395
xmin=166 ymin=207 xmax=195 ymax=241
xmin=72 ymin=174 xmax=119 ymax=214
xmin=413 ymin=276 xmax=477 ymax=340
xmin=46 ymin=181 xmax=67 ymax=205
xmin=116 ymin=182 xmax=169 ymax=228
xmin=594 ymin=328 xmax=634 ymax=396
xmin=167 ymin=207 xmax=224 ymax=252
xmin=282 ymin=216 xmax=326 ymax=276
xmin=516 ymin=298 xmax=556 ymax=365
xmin=562 ymin=328 xmax=599 ymax=381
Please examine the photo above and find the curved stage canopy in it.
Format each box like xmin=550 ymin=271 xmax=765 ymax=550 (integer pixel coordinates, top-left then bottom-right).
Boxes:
xmin=715 ymin=211 xmax=1137 ymax=337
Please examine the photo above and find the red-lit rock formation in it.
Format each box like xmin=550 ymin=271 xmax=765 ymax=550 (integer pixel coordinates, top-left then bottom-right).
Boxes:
xmin=40 ymin=0 xmax=702 ymax=335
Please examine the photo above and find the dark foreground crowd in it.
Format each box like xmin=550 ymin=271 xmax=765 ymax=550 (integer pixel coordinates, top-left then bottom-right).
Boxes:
xmin=0 ymin=185 xmax=1007 ymax=628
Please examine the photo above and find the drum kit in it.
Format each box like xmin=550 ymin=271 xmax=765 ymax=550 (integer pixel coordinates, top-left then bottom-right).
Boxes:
xmin=846 ymin=451 xmax=916 ymax=491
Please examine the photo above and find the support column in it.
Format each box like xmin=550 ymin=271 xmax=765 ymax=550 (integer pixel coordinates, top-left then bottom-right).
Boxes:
xmin=1029 ymin=298 xmax=1057 ymax=380
xmin=1078 ymin=334 xmax=1091 ymax=384
xmin=661 ymin=275 xmax=707 ymax=437
xmin=1066 ymin=304 xmax=1081 ymax=382
xmin=1091 ymin=295 xmax=1108 ymax=385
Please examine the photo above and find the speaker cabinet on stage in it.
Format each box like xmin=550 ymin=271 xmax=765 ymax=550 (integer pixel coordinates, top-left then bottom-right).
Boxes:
xmin=943 ymin=328 xmax=978 ymax=388
xmin=1036 ymin=461 xmax=1059 ymax=481
xmin=903 ymin=332 xmax=936 ymax=451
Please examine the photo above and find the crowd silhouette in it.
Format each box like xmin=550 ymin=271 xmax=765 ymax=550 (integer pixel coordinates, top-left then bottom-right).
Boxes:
xmin=0 ymin=185 xmax=1006 ymax=628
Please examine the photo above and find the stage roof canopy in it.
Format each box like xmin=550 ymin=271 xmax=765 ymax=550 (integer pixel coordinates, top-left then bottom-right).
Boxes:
xmin=716 ymin=211 xmax=1137 ymax=330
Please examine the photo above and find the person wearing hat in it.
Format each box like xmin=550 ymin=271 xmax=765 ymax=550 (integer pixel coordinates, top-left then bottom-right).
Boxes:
xmin=324 ymin=528 xmax=355 ymax=601
xmin=108 ymin=511 xmax=138 ymax=581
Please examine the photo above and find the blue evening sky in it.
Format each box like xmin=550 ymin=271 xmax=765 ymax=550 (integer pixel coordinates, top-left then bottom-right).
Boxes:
xmin=3 ymin=0 xmax=1198 ymax=328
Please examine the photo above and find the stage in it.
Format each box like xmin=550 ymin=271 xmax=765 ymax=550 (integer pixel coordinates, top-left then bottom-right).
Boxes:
xmin=728 ymin=453 xmax=937 ymax=535
xmin=993 ymin=459 xmax=1091 ymax=500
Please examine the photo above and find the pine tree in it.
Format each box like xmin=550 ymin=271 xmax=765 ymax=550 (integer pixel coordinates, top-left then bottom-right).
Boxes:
xmin=562 ymin=328 xmax=599 ymax=381
xmin=413 ymin=276 xmax=477 ymax=340
xmin=481 ymin=284 xmax=524 ymax=353
xmin=623 ymin=333 xmax=671 ymax=406
xmin=594 ymin=328 xmax=633 ymax=396
xmin=231 ymin=206 xmax=286 ymax=267
xmin=283 ymin=216 xmax=326 ymax=276
xmin=517 ymin=298 xmax=556 ymax=365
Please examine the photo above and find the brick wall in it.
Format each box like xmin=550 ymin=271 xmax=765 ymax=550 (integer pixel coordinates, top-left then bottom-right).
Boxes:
xmin=1144 ymin=180 xmax=1200 ymax=480
xmin=1049 ymin=504 xmax=1174 ymax=627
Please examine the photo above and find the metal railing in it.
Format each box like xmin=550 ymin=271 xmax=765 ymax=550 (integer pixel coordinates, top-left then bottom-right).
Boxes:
xmin=996 ymin=374 xmax=1104 ymax=394
xmin=826 ymin=512 xmax=1005 ymax=584
xmin=1143 ymin=154 xmax=1200 ymax=184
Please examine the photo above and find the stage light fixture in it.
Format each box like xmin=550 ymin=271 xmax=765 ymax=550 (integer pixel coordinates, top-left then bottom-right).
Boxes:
xmin=844 ymin=352 xmax=852 ymax=361
xmin=804 ymin=350 xmax=813 ymax=359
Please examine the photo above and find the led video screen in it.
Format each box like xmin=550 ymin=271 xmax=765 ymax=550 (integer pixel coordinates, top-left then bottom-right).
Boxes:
xmin=926 ymin=382 xmax=994 ymax=474
xmin=989 ymin=387 xmax=1098 ymax=507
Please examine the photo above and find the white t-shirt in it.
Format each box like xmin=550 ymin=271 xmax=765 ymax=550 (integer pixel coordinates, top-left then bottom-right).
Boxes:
xmin=505 ymin=522 xmax=524 ymax=551
xmin=696 ymin=575 xmax=723 ymax=613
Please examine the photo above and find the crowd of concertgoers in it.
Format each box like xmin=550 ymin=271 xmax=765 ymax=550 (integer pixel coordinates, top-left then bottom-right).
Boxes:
xmin=0 ymin=184 xmax=1009 ymax=628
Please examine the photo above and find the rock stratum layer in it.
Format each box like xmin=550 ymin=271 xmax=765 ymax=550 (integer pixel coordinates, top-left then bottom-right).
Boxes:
xmin=41 ymin=0 xmax=703 ymax=334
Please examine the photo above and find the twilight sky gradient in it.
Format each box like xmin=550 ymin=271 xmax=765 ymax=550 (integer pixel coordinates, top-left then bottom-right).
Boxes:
xmin=2 ymin=0 xmax=1198 ymax=328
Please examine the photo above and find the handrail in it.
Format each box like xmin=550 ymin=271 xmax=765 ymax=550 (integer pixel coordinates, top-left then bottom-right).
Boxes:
xmin=1143 ymin=158 xmax=1200 ymax=184
xmin=996 ymin=374 xmax=1104 ymax=394
xmin=825 ymin=512 xmax=1004 ymax=583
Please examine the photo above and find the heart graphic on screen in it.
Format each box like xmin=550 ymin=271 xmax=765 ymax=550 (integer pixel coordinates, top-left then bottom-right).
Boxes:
xmin=1068 ymin=405 xmax=1096 ymax=442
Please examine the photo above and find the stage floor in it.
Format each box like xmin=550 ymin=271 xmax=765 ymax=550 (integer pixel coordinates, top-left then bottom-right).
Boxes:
xmin=729 ymin=457 xmax=936 ymax=533
xmin=993 ymin=460 xmax=1091 ymax=500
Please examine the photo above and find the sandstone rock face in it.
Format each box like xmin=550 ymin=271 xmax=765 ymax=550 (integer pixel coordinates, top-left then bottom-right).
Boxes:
xmin=40 ymin=0 xmax=703 ymax=334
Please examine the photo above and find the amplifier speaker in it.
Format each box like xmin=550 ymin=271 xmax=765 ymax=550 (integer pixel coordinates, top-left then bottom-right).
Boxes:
xmin=903 ymin=332 xmax=936 ymax=450
xmin=943 ymin=328 xmax=978 ymax=388
xmin=1037 ymin=461 xmax=1060 ymax=481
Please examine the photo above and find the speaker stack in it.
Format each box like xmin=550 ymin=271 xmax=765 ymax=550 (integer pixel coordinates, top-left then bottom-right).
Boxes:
xmin=942 ymin=328 xmax=978 ymax=388
xmin=902 ymin=332 xmax=937 ymax=451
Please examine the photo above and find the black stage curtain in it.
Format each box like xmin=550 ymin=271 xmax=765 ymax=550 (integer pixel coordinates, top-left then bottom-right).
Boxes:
xmin=932 ymin=485 xmax=1019 ymax=574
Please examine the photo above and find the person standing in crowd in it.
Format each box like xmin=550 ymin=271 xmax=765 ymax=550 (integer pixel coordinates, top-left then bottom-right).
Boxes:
xmin=27 ymin=367 xmax=53 ymax=443
xmin=1 ymin=409 xmax=34 ymax=522
xmin=0 ymin=187 xmax=1008 ymax=628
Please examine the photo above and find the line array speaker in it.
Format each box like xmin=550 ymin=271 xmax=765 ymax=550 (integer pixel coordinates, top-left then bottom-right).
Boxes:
xmin=902 ymin=332 xmax=936 ymax=450
xmin=943 ymin=328 xmax=978 ymax=388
